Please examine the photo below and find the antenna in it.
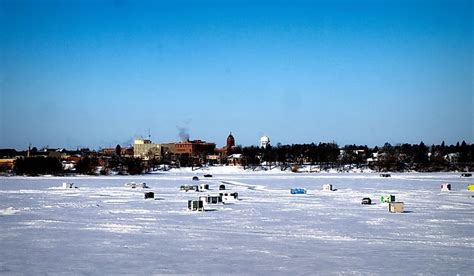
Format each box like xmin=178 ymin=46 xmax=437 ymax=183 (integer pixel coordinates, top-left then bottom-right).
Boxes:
xmin=148 ymin=128 xmax=151 ymax=140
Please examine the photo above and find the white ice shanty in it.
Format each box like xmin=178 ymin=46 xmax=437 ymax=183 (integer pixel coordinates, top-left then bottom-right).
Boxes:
xmin=62 ymin=182 xmax=76 ymax=189
xmin=197 ymin=192 xmax=239 ymax=205
xmin=219 ymin=192 xmax=239 ymax=203
xmin=199 ymin=184 xmax=209 ymax=191
xmin=441 ymin=183 xmax=452 ymax=191
xmin=199 ymin=194 xmax=223 ymax=205
xmin=180 ymin=185 xmax=199 ymax=192
xmin=323 ymin=184 xmax=333 ymax=191
xmin=125 ymin=182 xmax=149 ymax=189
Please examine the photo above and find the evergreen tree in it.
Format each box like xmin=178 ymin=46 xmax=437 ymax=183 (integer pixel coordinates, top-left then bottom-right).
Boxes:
xmin=76 ymin=156 xmax=99 ymax=175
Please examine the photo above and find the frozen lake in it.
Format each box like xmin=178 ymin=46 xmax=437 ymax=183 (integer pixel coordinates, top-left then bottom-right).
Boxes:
xmin=1 ymin=172 xmax=473 ymax=274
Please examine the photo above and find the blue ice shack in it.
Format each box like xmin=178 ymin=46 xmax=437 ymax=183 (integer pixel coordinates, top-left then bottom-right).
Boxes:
xmin=291 ymin=188 xmax=307 ymax=194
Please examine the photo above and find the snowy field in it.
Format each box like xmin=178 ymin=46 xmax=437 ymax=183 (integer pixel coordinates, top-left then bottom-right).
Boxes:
xmin=1 ymin=171 xmax=473 ymax=275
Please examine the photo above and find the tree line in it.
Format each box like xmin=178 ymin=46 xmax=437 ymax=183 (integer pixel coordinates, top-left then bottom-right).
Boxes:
xmin=2 ymin=141 xmax=473 ymax=175
xmin=232 ymin=141 xmax=473 ymax=171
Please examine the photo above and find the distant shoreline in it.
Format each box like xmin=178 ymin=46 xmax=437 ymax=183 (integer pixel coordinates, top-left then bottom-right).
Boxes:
xmin=1 ymin=167 xmax=472 ymax=178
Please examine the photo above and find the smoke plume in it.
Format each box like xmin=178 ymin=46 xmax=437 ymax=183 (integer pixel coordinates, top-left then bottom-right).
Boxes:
xmin=177 ymin=127 xmax=190 ymax=141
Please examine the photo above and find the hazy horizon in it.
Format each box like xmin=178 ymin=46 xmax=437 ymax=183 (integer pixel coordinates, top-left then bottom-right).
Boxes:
xmin=1 ymin=0 xmax=473 ymax=149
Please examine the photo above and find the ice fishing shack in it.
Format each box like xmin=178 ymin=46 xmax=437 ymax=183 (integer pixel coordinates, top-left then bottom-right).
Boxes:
xmin=199 ymin=184 xmax=209 ymax=191
xmin=125 ymin=182 xmax=149 ymax=189
xmin=380 ymin=195 xmax=395 ymax=203
xmin=322 ymin=184 xmax=333 ymax=191
xmin=144 ymin=192 xmax=154 ymax=199
xmin=441 ymin=183 xmax=451 ymax=191
xmin=361 ymin=198 xmax=372 ymax=205
xmin=199 ymin=194 xmax=223 ymax=205
xmin=62 ymin=182 xmax=76 ymax=189
xmin=188 ymin=200 xmax=204 ymax=211
xmin=220 ymin=192 xmax=239 ymax=203
xmin=180 ymin=185 xmax=199 ymax=192
xmin=291 ymin=188 xmax=307 ymax=194
xmin=389 ymin=202 xmax=404 ymax=213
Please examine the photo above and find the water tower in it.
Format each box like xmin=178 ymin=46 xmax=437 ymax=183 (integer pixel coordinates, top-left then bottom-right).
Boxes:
xmin=260 ymin=135 xmax=270 ymax=149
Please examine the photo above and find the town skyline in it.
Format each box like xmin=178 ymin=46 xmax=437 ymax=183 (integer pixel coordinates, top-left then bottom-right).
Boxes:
xmin=1 ymin=0 xmax=472 ymax=149
xmin=1 ymin=132 xmax=471 ymax=152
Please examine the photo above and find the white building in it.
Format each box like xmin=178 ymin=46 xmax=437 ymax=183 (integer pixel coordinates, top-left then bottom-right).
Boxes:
xmin=133 ymin=138 xmax=161 ymax=160
xmin=227 ymin=153 xmax=245 ymax=166
xmin=260 ymin=135 xmax=270 ymax=149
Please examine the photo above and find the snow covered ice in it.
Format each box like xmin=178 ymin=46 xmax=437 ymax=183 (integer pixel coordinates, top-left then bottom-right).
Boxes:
xmin=0 ymin=171 xmax=473 ymax=274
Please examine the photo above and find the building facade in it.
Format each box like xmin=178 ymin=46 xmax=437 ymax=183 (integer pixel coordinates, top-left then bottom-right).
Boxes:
xmin=133 ymin=139 xmax=162 ymax=160
xmin=173 ymin=140 xmax=216 ymax=157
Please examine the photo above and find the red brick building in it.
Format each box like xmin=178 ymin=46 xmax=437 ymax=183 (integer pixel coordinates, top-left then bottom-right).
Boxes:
xmin=172 ymin=140 xmax=216 ymax=157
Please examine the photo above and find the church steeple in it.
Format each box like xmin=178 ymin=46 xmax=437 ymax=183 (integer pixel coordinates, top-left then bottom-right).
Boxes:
xmin=226 ymin=132 xmax=235 ymax=149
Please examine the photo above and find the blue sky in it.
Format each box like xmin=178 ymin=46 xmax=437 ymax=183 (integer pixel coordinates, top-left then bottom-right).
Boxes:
xmin=1 ymin=0 xmax=472 ymax=149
